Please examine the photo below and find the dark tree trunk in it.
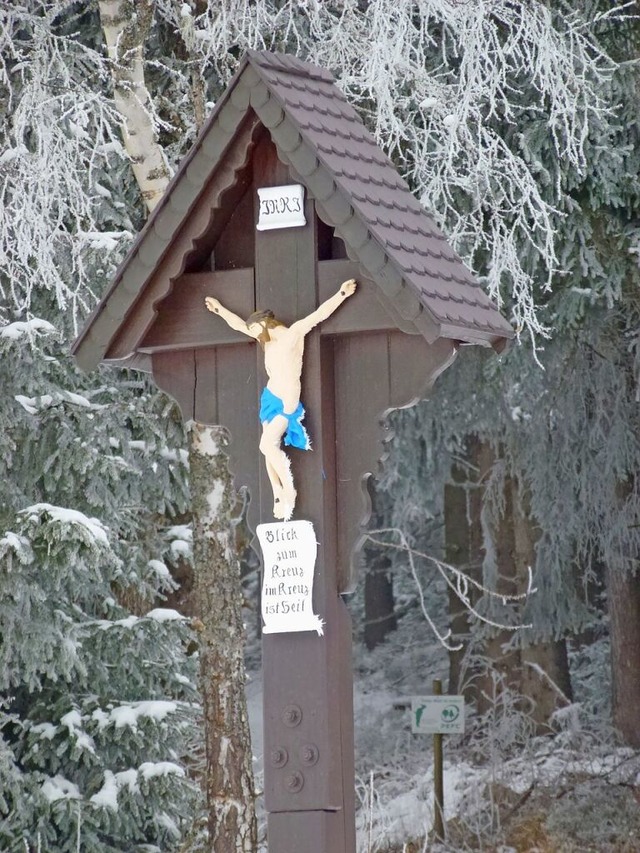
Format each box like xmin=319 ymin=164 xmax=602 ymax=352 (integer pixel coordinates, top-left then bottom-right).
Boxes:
xmin=474 ymin=449 xmax=572 ymax=727
xmin=519 ymin=640 xmax=573 ymax=721
xmin=606 ymin=478 xmax=640 ymax=747
xmin=445 ymin=473 xmax=469 ymax=694
xmin=475 ymin=454 xmax=521 ymax=716
xmin=188 ymin=423 xmax=257 ymax=852
xmin=445 ymin=438 xmax=484 ymax=697
xmin=363 ymin=494 xmax=397 ymax=650
xmin=513 ymin=477 xmax=572 ymax=723
xmin=364 ymin=547 xmax=397 ymax=650
xmin=608 ymin=554 xmax=640 ymax=746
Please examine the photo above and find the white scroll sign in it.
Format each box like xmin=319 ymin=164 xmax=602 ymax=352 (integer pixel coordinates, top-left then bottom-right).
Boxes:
xmin=256 ymin=184 xmax=306 ymax=231
xmin=256 ymin=520 xmax=324 ymax=636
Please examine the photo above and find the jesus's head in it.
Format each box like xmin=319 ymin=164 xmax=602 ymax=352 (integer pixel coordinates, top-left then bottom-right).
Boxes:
xmin=246 ymin=309 xmax=285 ymax=346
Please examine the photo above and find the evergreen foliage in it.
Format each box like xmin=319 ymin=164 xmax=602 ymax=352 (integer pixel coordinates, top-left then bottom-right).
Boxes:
xmin=0 ymin=4 xmax=201 ymax=849
xmin=0 ymin=318 xmax=201 ymax=850
xmin=379 ymin=2 xmax=640 ymax=648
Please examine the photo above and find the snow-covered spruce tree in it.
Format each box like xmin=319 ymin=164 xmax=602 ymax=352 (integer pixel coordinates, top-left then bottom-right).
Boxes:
xmin=0 ymin=4 xmax=203 ymax=849
xmin=0 ymin=325 xmax=201 ymax=850
xmin=376 ymin=3 xmax=640 ymax=737
xmin=587 ymin=6 xmax=640 ymax=749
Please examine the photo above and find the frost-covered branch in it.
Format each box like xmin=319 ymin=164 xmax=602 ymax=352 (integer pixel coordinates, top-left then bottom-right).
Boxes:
xmin=165 ymin=0 xmax=616 ymax=343
xmin=0 ymin=1 xmax=621 ymax=340
xmin=0 ymin=5 xmax=132 ymax=325
xmin=367 ymin=527 xmax=537 ymax=650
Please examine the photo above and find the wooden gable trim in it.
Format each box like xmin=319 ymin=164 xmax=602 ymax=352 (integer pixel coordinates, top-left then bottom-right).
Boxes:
xmin=72 ymin=63 xmax=258 ymax=371
xmin=104 ymin=113 xmax=260 ymax=363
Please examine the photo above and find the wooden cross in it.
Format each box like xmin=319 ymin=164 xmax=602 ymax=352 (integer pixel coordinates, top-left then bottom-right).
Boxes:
xmin=142 ymin=136 xmax=456 ymax=851
xmin=73 ymin=50 xmax=511 ymax=853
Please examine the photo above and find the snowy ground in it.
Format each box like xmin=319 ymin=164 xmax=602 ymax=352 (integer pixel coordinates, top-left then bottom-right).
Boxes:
xmin=246 ymin=663 xmax=640 ymax=852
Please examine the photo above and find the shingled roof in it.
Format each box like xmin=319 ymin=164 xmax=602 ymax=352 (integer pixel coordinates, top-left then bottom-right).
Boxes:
xmin=73 ymin=50 xmax=512 ymax=370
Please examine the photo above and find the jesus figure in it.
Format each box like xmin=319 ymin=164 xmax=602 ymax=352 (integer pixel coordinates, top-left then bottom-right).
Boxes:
xmin=205 ymin=278 xmax=357 ymax=520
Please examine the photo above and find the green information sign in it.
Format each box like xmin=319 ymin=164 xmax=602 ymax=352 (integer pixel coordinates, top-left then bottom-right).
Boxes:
xmin=411 ymin=695 xmax=465 ymax=734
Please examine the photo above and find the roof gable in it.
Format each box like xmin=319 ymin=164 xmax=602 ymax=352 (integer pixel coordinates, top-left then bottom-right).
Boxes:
xmin=73 ymin=50 xmax=512 ymax=370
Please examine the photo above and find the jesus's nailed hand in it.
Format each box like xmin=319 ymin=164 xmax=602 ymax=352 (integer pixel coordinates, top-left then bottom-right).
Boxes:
xmin=340 ymin=279 xmax=357 ymax=298
xmin=205 ymin=297 xmax=221 ymax=313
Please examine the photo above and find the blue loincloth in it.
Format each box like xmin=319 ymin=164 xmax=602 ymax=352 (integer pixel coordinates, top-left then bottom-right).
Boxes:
xmin=259 ymin=387 xmax=311 ymax=451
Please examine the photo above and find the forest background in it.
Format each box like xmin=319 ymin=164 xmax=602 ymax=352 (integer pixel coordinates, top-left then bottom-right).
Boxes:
xmin=1 ymin=1 xmax=640 ymax=851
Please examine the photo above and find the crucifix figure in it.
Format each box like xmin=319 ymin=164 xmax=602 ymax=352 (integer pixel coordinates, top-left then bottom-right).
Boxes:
xmin=205 ymin=278 xmax=357 ymax=520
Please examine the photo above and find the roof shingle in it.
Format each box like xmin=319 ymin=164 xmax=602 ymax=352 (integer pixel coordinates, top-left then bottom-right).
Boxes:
xmin=73 ymin=49 xmax=512 ymax=370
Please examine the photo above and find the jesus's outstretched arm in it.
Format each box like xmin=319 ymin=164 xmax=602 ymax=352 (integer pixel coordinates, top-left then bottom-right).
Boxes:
xmin=289 ymin=279 xmax=357 ymax=337
xmin=205 ymin=297 xmax=261 ymax=338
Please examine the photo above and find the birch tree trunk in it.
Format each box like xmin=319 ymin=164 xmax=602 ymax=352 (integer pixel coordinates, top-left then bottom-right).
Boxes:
xmin=98 ymin=0 xmax=171 ymax=213
xmin=98 ymin=7 xmax=257 ymax=844
xmin=189 ymin=423 xmax=257 ymax=852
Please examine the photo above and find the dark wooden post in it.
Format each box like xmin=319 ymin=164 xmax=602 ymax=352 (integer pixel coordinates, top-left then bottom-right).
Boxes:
xmin=253 ymin=141 xmax=356 ymax=851
xmin=432 ymin=679 xmax=445 ymax=842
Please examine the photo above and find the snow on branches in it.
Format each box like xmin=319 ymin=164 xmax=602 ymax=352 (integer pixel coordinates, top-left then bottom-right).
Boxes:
xmin=0 ymin=5 xmax=133 ymax=327
xmin=1 ymin=1 xmax=619 ymax=346
xmin=171 ymin=0 xmax=615 ymax=343
xmin=367 ymin=527 xmax=537 ymax=651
